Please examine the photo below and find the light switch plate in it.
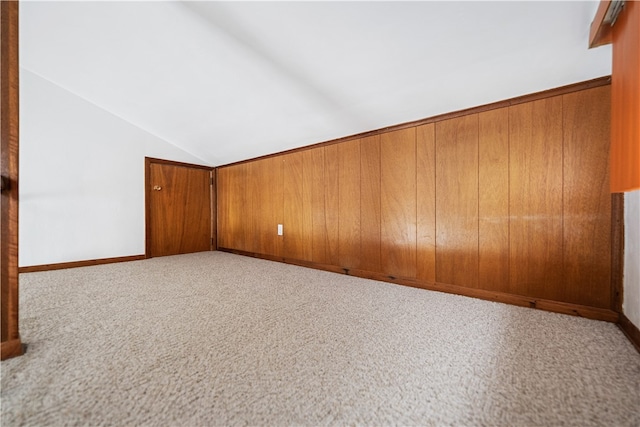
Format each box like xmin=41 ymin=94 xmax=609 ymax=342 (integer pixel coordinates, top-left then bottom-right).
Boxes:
xmin=277 ymin=224 xmax=283 ymax=236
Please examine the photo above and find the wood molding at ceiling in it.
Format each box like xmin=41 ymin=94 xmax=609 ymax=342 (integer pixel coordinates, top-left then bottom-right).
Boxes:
xmin=590 ymin=1 xmax=613 ymax=48
xmin=217 ymin=76 xmax=612 ymax=169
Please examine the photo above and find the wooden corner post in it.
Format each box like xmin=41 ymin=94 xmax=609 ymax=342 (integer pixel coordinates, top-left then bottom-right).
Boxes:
xmin=1 ymin=0 xmax=23 ymax=360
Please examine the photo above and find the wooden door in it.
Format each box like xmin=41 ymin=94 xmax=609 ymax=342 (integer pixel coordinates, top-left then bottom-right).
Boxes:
xmin=147 ymin=160 xmax=212 ymax=257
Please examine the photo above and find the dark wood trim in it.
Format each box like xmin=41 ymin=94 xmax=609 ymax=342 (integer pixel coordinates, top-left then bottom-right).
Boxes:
xmin=210 ymin=169 xmax=217 ymax=250
xmin=145 ymin=157 xmax=213 ymax=170
xmin=611 ymin=193 xmax=624 ymax=312
xmin=145 ymin=157 xmax=152 ymax=258
xmin=217 ymin=77 xmax=612 ymax=169
xmin=218 ymin=248 xmax=620 ymax=323
xmin=1 ymin=0 xmax=22 ymax=360
xmin=619 ymin=313 xmax=640 ymax=354
xmin=145 ymin=157 xmax=215 ymax=258
xmin=1 ymin=338 xmax=23 ymax=360
xmin=590 ymin=1 xmax=613 ymax=48
xmin=19 ymin=255 xmax=146 ymax=273
xmin=214 ymin=167 xmax=221 ymax=249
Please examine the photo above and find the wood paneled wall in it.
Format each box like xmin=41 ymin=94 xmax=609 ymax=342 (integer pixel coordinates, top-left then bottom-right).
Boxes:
xmin=611 ymin=0 xmax=640 ymax=192
xmin=217 ymin=85 xmax=615 ymax=316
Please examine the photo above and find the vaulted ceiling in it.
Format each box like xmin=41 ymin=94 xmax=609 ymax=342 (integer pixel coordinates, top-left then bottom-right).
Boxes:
xmin=20 ymin=1 xmax=611 ymax=166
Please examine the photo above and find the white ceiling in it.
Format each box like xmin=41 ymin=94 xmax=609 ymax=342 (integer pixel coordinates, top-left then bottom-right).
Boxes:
xmin=20 ymin=1 xmax=611 ymax=166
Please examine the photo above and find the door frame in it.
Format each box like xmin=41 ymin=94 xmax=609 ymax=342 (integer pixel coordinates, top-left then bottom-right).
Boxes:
xmin=144 ymin=157 xmax=216 ymax=258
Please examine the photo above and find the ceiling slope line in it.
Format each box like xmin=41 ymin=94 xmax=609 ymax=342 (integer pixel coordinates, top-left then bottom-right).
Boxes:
xmin=20 ymin=66 xmax=212 ymax=166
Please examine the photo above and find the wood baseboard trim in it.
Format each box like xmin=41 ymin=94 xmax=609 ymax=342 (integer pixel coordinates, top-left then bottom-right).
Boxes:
xmin=218 ymin=248 xmax=619 ymax=323
xmin=1 ymin=338 xmax=23 ymax=360
xmin=19 ymin=255 xmax=146 ymax=273
xmin=618 ymin=313 xmax=640 ymax=353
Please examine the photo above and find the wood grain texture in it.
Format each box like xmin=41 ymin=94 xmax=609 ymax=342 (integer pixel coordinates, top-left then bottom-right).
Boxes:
xmin=563 ymin=86 xmax=612 ymax=308
xmin=360 ymin=135 xmax=381 ymax=272
xmin=310 ymin=147 xmax=327 ymax=264
xmin=252 ymin=157 xmax=283 ymax=257
xmin=283 ymin=150 xmax=314 ymax=262
xmin=249 ymin=161 xmax=261 ymax=253
xmin=324 ymin=144 xmax=340 ymax=266
xmin=338 ymin=139 xmax=361 ymax=269
xmin=611 ymin=0 xmax=640 ymax=192
xmin=146 ymin=157 xmax=213 ymax=256
xmin=509 ymin=96 xmax=564 ymax=301
xmin=301 ymin=150 xmax=314 ymax=261
xmin=283 ymin=152 xmax=304 ymax=260
xmin=233 ymin=163 xmax=249 ymax=252
xmin=215 ymin=83 xmax=614 ymax=316
xmin=416 ymin=124 xmax=436 ymax=283
xmin=435 ymin=115 xmax=479 ymax=287
xmin=149 ymin=163 xmax=211 ymax=257
xmin=478 ymin=108 xmax=510 ymax=292
xmin=1 ymin=0 xmax=22 ymax=359
xmin=216 ymin=166 xmax=232 ymax=249
xmin=210 ymin=170 xmax=217 ymax=250
xmin=381 ymin=128 xmax=416 ymax=279
xmin=218 ymin=164 xmax=248 ymax=251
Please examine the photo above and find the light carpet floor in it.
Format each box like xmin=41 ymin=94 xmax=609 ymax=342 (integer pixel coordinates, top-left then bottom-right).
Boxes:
xmin=1 ymin=251 xmax=639 ymax=426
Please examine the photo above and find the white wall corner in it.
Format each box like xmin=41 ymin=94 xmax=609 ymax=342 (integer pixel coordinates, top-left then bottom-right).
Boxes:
xmin=623 ymin=190 xmax=640 ymax=329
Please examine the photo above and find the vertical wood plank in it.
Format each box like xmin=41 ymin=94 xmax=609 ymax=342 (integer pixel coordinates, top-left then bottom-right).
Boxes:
xmin=244 ymin=161 xmax=257 ymax=253
xmin=338 ymin=139 xmax=361 ymax=269
xmin=301 ymin=149 xmax=314 ymax=262
xmin=381 ymin=128 xmax=417 ymax=279
xmin=210 ymin=170 xmax=217 ymax=251
xmin=360 ymin=135 xmax=381 ymax=272
xmin=283 ymin=152 xmax=304 ymax=260
xmin=1 ymin=0 xmax=23 ymax=359
xmin=232 ymin=163 xmax=253 ymax=251
xmin=233 ymin=163 xmax=249 ymax=252
xmin=611 ymin=0 xmax=640 ymax=192
xmin=311 ymin=147 xmax=327 ymax=264
xmin=478 ymin=108 xmax=510 ymax=292
xmin=217 ymin=165 xmax=231 ymax=249
xmin=416 ymin=124 xmax=437 ymax=283
xmin=435 ymin=115 xmax=479 ymax=287
xmin=563 ymin=86 xmax=612 ymax=308
xmin=252 ymin=159 xmax=267 ymax=254
xmin=253 ymin=156 xmax=283 ymax=257
xmin=509 ymin=96 xmax=563 ymax=301
xmin=325 ymin=144 xmax=340 ymax=266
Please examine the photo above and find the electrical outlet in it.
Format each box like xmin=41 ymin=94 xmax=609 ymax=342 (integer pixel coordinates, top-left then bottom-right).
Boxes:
xmin=277 ymin=224 xmax=283 ymax=236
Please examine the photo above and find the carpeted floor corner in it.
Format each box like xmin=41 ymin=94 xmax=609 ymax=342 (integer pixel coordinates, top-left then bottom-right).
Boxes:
xmin=2 ymin=251 xmax=639 ymax=426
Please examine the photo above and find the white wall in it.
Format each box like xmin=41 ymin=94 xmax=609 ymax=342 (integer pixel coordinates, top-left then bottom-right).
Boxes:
xmin=19 ymin=70 xmax=208 ymax=267
xmin=21 ymin=1 xmax=612 ymax=166
xmin=624 ymin=190 xmax=640 ymax=329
